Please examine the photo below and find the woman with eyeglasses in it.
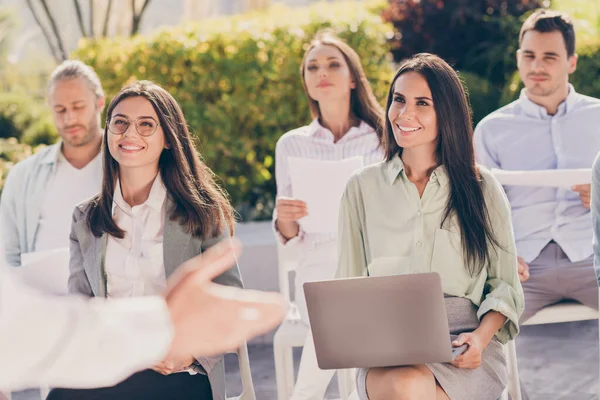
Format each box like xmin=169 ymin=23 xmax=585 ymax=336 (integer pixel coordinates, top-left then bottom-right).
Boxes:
xmin=46 ymin=80 xmax=241 ymax=400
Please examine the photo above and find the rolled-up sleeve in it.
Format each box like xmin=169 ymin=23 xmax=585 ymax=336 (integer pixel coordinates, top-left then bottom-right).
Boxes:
xmin=336 ymin=175 xmax=368 ymax=279
xmin=476 ymin=170 xmax=525 ymax=343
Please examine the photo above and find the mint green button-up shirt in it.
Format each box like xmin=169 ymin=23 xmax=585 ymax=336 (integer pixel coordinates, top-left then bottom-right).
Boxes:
xmin=336 ymin=155 xmax=525 ymax=343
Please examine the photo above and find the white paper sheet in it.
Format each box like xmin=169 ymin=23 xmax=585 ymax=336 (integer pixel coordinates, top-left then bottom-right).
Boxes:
xmin=491 ymin=168 xmax=592 ymax=188
xmin=288 ymin=156 xmax=364 ymax=234
xmin=14 ymin=248 xmax=70 ymax=295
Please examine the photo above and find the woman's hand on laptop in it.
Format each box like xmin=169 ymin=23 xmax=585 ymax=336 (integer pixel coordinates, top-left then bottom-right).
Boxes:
xmin=451 ymin=311 xmax=506 ymax=369
xmin=450 ymin=332 xmax=483 ymax=369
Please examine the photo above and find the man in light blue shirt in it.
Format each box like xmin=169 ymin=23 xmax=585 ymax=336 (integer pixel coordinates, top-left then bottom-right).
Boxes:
xmin=475 ymin=10 xmax=600 ymax=323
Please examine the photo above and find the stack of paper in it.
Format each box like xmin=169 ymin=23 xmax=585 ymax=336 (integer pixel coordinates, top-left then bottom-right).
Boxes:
xmin=288 ymin=156 xmax=364 ymax=234
xmin=14 ymin=248 xmax=70 ymax=295
xmin=491 ymin=168 xmax=592 ymax=188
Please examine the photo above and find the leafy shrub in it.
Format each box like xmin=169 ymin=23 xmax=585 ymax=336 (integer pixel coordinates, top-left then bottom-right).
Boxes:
xmin=459 ymin=71 xmax=502 ymax=127
xmin=73 ymin=1 xmax=394 ymax=220
xmin=381 ymin=0 xmax=542 ymax=85
xmin=0 ymin=138 xmax=35 ymax=196
xmin=0 ymin=92 xmax=58 ymax=145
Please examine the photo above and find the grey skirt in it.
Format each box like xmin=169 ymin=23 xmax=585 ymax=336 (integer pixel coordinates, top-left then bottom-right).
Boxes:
xmin=356 ymin=297 xmax=508 ymax=400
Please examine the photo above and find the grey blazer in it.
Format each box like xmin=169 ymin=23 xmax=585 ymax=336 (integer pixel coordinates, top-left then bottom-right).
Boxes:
xmin=68 ymin=198 xmax=243 ymax=400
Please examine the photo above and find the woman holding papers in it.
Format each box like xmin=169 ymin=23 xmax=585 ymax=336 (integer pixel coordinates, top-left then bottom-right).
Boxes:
xmin=273 ymin=32 xmax=384 ymax=400
xmin=337 ymin=53 xmax=524 ymax=400
xmin=48 ymin=81 xmax=242 ymax=400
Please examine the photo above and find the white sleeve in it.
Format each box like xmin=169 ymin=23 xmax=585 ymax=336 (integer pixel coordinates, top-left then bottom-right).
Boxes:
xmin=0 ymin=266 xmax=173 ymax=391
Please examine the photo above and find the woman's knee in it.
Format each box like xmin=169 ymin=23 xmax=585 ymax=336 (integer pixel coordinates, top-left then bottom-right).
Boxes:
xmin=367 ymin=365 xmax=436 ymax=399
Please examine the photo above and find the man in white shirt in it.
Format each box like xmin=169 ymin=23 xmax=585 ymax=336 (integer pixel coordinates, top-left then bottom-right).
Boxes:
xmin=0 ymin=238 xmax=286 ymax=392
xmin=0 ymin=60 xmax=106 ymax=400
xmin=0 ymin=60 xmax=105 ymax=266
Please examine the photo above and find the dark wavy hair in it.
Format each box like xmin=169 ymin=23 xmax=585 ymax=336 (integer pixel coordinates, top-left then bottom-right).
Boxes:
xmin=87 ymin=80 xmax=235 ymax=239
xmin=382 ymin=53 xmax=500 ymax=276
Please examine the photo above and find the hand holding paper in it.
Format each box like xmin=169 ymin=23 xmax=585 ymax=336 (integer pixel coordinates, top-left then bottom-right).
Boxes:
xmin=288 ymin=156 xmax=364 ymax=234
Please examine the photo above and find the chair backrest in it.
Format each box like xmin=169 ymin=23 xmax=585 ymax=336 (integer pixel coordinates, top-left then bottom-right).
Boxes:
xmin=227 ymin=343 xmax=256 ymax=400
xmin=522 ymin=301 xmax=599 ymax=326
xmin=276 ymin=241 xmax=300 ymax=303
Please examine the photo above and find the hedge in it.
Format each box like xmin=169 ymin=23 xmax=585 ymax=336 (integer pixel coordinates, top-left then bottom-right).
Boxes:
xmin=72 ymin=1 xmax=393 ymax=221
xmin=0 ymin=91 xmax=58 ymax=146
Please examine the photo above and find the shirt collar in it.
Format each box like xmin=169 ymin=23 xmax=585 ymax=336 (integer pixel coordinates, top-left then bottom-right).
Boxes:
xmin=307 ymin=118 xmax=374 ymax=141
xmin=40 ymin=142 xmax=63 ymax=165
xmin=112 ymin=173 xmax=167 ymax=215
xmin=519 ymin=84 xmax=578 ymax=119
xmin=386 ymin=154 xmax=448 ymax=187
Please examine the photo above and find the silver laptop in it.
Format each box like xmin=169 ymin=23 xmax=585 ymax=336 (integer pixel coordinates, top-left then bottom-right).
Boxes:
xmin=304 ymin=272 xmax=456 ymax=370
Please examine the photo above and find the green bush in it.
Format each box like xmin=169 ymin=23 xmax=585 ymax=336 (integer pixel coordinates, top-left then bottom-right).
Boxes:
xmin=459 ymin=71 xmax=502 ymax=127
xmin=73 ymin=1 xmax=394 ymax=221
xmin=381 ymin=0 xmax=542 ymax=86
xmin=0 ymin=92 xmax=58 ymax=145
xmin=0 ymin=138 xmax=35 ymax=196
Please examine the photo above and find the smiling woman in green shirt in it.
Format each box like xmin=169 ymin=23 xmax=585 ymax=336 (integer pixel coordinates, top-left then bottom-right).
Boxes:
xmin=336 ymin=54 xmax=524 ymax=400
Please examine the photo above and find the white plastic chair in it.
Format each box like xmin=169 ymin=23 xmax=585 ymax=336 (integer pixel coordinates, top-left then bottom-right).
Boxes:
xmin=273 ymin=241 xmax=355 ymax=400
xmin=33 ymin=344 xmax=255 ymax=400
xmin=505 ymin=301 xmax=600 ymax=400
xmin=228 ymin=343 xmax=256 ymax=400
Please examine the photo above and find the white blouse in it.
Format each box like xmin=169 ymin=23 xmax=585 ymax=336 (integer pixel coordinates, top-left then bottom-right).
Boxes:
xmin=105 ymin=175 xmax=167 ymax=298
xmin=273 ymin=118 xmax=384 ymax=246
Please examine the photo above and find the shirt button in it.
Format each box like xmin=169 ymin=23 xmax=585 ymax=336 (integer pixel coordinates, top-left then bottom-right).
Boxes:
xmin=416 ymin=241 xmax=422 ymax=248
xmin=417 ymin=211 xmax=422 ymax=217
xmin=413 ymin=270 xmax=419 ymax=274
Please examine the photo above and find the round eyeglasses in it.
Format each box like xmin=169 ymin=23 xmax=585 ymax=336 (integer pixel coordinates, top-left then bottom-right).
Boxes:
xmin=107 ymin=116 xmax=160 ymax=137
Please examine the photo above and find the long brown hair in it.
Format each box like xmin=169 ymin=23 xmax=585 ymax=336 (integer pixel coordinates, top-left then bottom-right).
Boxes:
xmin=383 ymin=53 xmax=500 ymax=276
xmin=300 ymin=33 xmax=384 ymax=141
xmin=87 ymin=80 xmax=235 ymax=239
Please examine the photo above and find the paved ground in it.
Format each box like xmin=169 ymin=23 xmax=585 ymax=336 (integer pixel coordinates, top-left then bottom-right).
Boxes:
xmin=225 ymin=320 xmax=599 ymax=400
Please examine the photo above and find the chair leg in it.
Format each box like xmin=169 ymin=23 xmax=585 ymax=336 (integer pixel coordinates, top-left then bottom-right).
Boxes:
xmin=505 ymin=339 xmax=522 ymax=400
xmin=236 ymin=343 xmax=256 ymax=400
xmin=283 ymin=347 xmax=295 ymax=398
xmin=274 ymin=338 xmax=295 ymax=400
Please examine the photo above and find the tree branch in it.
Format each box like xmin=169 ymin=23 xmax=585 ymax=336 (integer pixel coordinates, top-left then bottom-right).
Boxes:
xmin=138 ymin=0 xmax=152 ymax=18
xmin=89 ymin=0 xmax=94 ymax=36
xmin=38 ymin=0 xmax=68 ymax=60
xmin=102 ymin=0 xmax=113 ymax=37
xmin=24 ymin=0 xmax=63 ymax=62
xmin=73 ymin=0 xmax=88 ymax=37
xmin=131 ymin=0 xmax=152 ymax=36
